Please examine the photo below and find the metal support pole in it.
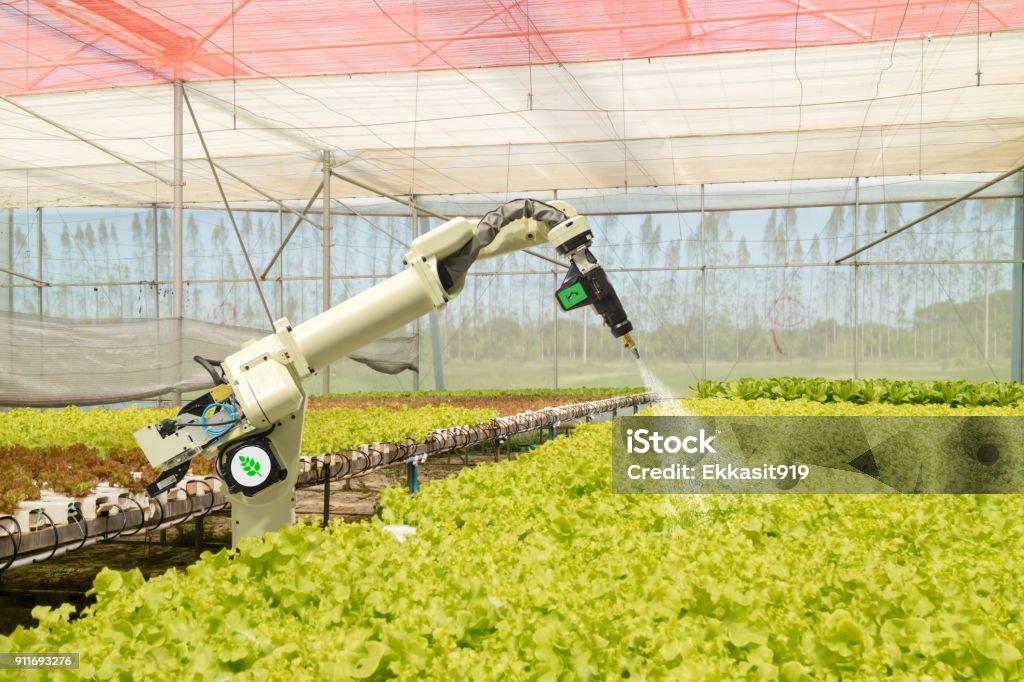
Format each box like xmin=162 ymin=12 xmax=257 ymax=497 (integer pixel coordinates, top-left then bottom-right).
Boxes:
xmin=172 ymin=80 xmax=184 ymax=406
xmin=0 ymin=94 xmax=173 ymax=186
xmin=152 ymin=204 xmax=159 ymax=319
xmin=322 ymin=474 xmax=331 ymax=528
xmin=411 ymin=198 xmax=420 ymax=392
xmin=4 ymin=208 xmax=12 ymax=313
xmin=36 ymin=208 xmax=42 ymax=317
xmin=582 ymin=304 xmax=588 ymax=364
xmin=853 ymin=178 xmax=860 ymax=379
xmin=836 ymin=160 xmax=1024 ymax=263
xmin=406 ymin=460 xmax=419 ymax=495
xmin=700 ymin=184 xmax=707 ymax=379
xmin=277 ymin=205 xmax=284 ymax=316
xmin=553 ymin=270 xmax=559 ymax=388
xmin=430 ymin=311 xmax=445 ymax=389
xmin=322 ymin=150 xmax=332 ymax=395
xmin=259 ymin=180 xmax=324 ymax=279
xmin=1012 ymin=172 xmax=1024 ymax=382
xmin=423 ymin=206 xmax=445 ymax=390
xmin=194 ymin=516 xmax=204 ymax=558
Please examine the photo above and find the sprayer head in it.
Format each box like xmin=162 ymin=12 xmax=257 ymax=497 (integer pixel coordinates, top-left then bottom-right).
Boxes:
xmin=622 ymin=333 xmax=640 ymax=359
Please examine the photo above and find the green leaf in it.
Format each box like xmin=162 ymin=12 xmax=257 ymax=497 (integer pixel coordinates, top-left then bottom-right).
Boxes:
xmin=239 ymin=454 xmax=263 ymax=478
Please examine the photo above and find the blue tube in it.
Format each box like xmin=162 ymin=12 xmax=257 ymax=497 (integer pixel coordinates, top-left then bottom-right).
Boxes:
xmin=202 ymin=402 xmax=237 ymax=436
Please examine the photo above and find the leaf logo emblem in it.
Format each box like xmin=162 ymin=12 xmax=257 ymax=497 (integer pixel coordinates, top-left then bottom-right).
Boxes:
xmin=239 ymin=454 xmax=263 ymax=478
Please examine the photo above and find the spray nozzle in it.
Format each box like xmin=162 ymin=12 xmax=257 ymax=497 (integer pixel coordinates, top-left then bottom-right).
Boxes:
xmin=622 ymin=333 xmax=640 ymax=359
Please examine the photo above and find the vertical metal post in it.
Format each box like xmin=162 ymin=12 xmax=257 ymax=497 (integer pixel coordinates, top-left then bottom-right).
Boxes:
xmin=406 ymin=460 xmax=419 ymax=495
xmin=1011 ymin=172 xmax=1024 ymax=382
xmin=553 ymin=270 xmax=559 ymax=388
xmin=582 ymin=305 xmax=588 ymax=364
xmin=277 ymin=205 xmax=284 ymax=317
xmin=411 ymin=198 xmax=420 ymax=392
xmin=430 ymin=309 xmax=445 ymax=389
xmin=194 ymin=516 xmax=204 ymax=558
xmin=426 ymin=197 xmax=445 ymax=390
xmin=152 ymin=204 xmax=159 ymax=319
xmin=4 ymin=209 xmax=12 ymax=312
xmin=853 ymin=178 xmax=860 ymax=379
xmin=172 ymin=81 xmax=184 ymax=318
xmin=322 ymin=467 xmax=331 ymax=529
xmin=700 ymin=184 xmax=707 ymax=379
xmin=322 ymin=150 xmax=332 ymax=395
xmin=36 ymin=208 xmax=42 ymax=317
xmin=172 ymin=80 xmax=184 ymax=406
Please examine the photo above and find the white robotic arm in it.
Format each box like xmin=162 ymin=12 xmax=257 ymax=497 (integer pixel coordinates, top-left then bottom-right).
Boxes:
xmin=134 ymin=199 xmax=638 ymax=545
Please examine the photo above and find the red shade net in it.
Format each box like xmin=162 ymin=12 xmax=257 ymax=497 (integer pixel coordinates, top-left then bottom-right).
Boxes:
xmin=2 ymin=0 xmax=1023 ymax=95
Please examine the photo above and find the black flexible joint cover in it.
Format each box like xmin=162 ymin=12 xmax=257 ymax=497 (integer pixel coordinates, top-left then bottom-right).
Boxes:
xmin=438 ymin=199 xmax=566 ymax=294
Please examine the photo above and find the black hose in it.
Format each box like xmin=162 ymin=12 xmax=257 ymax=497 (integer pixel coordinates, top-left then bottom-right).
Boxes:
xmin=103 ymin=504 xmax=128 ymax=542
xmin=0 ymin=516 xmax=22 ymax=572
xmin=170 ymin=492 xmax=196 ymax=528
xmin=119 ymin=496 xmax=148 ymax=537
xmin=203 ymin=476 xmax=229 ymax=512
xmin=66 ymin=506 xmax=89 ymax=553
xmin=31 ymin=510 xmax=59 ymax=564
xmin=190 ymin=480 xmax=216 ymax=519
xmin=146 ymin=498 xmax=165 ymax=534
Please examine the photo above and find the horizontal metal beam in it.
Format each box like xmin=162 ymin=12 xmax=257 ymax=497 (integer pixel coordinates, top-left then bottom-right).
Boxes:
xmin=7 ymin=258 xmax=1022 ymax=289
xmin=111 ymin=185 xmax=1024 ymax=217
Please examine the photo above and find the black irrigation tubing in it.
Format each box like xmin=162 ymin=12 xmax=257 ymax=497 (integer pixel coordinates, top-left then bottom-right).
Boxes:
xmin=118 ymin=495 xmax=149 ymax=538
xmin=203 ymin=476 xmax=230 ymax=513
xmin=178 ymin=482 xmax=208 ymax=525
xmin=0 ymin=516 xmax=21 ymax=573
xmin=103 ymin=504 xmax=129 ymax=542
xmin=146 ymin=497 xmax=166 ymax=534
xmin=66 ymin=509 xmax=89 ymax=554
xmin=32 ymin=510 xmax=59 ymax=564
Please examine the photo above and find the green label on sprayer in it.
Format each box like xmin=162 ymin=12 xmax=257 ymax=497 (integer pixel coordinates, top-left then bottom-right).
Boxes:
xmin=557 ymin=282 xmax=588 ymax=310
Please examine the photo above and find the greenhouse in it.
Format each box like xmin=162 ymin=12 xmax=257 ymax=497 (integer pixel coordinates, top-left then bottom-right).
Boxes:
xmin=0 ymin=1 xmax=1023 ymax=679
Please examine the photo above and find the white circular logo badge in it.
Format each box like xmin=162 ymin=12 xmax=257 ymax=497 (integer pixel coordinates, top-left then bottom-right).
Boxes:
xmin=230 ymin=445 xmax=271 ymax=487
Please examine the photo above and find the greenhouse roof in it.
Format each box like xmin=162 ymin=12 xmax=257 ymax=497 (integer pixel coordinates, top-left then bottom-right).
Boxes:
xmin=1 ymin=1 xmax=1023 ymax=208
